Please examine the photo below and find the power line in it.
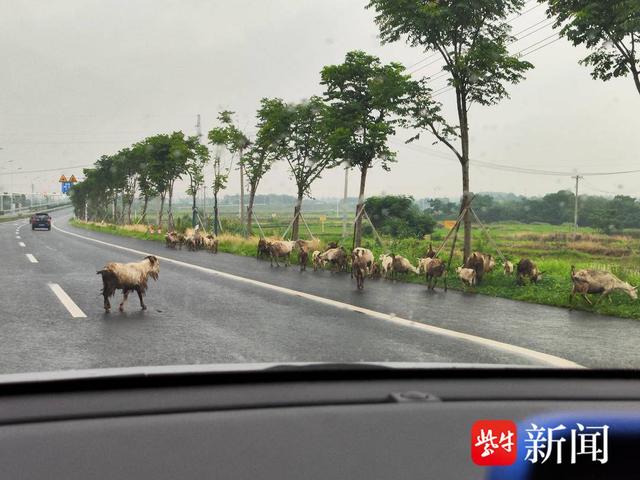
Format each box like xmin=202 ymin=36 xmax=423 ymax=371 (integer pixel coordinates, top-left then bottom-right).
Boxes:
xmin=408 ymin=1 xmax=545 ymax=75
xmin=394 ymin=141 xmax=640 ymax=177
xmin=0 ymin=164 xmax=94 ymax=175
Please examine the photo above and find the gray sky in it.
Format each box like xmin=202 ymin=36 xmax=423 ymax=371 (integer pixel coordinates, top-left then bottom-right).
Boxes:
xmin=1 ymin=0 xmax=638 ymax=200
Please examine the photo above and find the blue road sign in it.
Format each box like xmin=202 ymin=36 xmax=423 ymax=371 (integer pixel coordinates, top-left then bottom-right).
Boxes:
xmin=61 ymin=182 xmax=71 ymax=194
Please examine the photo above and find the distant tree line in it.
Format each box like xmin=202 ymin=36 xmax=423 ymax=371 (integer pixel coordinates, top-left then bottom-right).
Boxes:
xmin=424 ymin=191 xmax=640 ymax=233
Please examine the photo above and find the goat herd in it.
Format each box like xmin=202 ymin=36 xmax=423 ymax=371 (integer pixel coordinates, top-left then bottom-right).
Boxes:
xmin=95 ymin=228 xmax=637 ymax=314
xmin=168 ymin=231 xmax=638 ymax=306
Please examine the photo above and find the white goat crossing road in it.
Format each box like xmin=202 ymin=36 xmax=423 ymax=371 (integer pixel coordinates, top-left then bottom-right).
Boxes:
xmin=25 ymin=254 xmax=38 ymax=263
xmin=18 ymin=242 xmax=25 ymax=247
xmin=48 ymin=283 xmax=87 ymax=318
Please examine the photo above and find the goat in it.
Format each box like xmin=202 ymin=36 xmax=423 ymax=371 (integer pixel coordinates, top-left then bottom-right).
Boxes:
xmin=464 ymin=252 xmax=494 ymax=284
xmin=503 ymin=260 xmax=514 ymax=275
xmin=257 ymin=238 xmax=271 ymax=260
xmin=351 ymin=247 xmax=374 ymax=278
xmin=390 ymin=254 xmax=419 ymax=280
xmin=299 ymin=247 xmax=309 ymax=272
xmin=516 ymin=258 xmax=544 ymax=285
xmin=417 ymin=257 xmax=434 ymax=279
xmin=570 ymin=266 xmax=637 ymax=307
xmin=369 ymin=262 xmax=381 ymax=279
xmin=425 ymin=258 xmax=446 ymax=290
xmin=456 ymin=266 xmax=477 ymax=287
xmin=319 ymin=247 xmax=348 ymax=273
xmin=311 ymin=250 xmax=323 ymax=271
xmin=202 ymin=234 xmax=219 ymax=254
xmin=352 ymin=251 xmax=369 ymax=290
xmin=97 ymin=255 xmax=160 ymax=312
xmin=425 ymin=242 xmax=436 ymax=258
xmin=165 ymin=231 xmax=179 ymax=249
xmin=379 ymin=254 xmax=394 ymax=279
xmin=269 ymin=240 xmax=296 ymax=267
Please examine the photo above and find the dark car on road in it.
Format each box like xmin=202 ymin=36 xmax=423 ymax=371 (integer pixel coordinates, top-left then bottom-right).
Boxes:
xmin=31 ymin=212 xmax=51 ymax=230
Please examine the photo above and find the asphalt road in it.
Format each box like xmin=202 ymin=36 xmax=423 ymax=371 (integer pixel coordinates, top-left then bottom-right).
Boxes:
xmin=0 ymin=209 xmax=638 ymax=373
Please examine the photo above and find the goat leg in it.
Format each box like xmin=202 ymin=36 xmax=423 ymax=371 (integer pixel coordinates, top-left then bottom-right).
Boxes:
xmin=119 ymin=291 xmax=130 ymax=312
xmin=136 ymin=288 xmax=147 ymax=310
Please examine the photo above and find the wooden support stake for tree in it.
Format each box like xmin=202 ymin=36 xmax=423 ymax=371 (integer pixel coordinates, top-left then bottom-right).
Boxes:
xmin=469 ymin=207 xmax=508 ymax=265
xmin=251 ymin=210 xmax=267 ymax=239
xmin=362 ymin=209 xmax=386 ymax=248
xmin=281 ymin=212 xmax=300 ymax=240
xmin=298 ymin=211 xmax=317 ymax=241
xmin=444 ymin=209 xmax=465 ymax=292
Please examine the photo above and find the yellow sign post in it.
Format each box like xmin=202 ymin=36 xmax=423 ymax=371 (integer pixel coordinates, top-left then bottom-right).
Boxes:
xmin=319 ymin=215 xmax=327 ymax=233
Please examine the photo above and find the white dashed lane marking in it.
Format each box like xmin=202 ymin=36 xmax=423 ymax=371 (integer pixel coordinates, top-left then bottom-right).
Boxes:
xmin=25 ymin=254 xmax=38 ymax=263
xmin=18 ymin=242 xmax=25 ymax=247
xmin=48 ymin=283 xmax=87 ymax=318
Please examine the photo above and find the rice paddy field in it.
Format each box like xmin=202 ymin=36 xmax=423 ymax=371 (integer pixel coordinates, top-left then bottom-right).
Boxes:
xmin=71 ymin=211 xmax=640 ymax=320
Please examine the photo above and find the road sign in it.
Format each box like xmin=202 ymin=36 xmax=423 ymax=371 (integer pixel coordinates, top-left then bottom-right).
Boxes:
xmin=69 ymin=174 xmax=78 ymax=183
xmin=443 ymin=220 xmax=457 ymax=230
xmin=59 ymin=175 xmax=68 ymax=183
xmin=61 ymin=182 xmax=71 ymax=194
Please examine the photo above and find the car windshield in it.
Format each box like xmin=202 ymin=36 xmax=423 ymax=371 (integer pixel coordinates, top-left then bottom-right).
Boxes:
xmin=1 ymin=0 xmax=639 ymax=375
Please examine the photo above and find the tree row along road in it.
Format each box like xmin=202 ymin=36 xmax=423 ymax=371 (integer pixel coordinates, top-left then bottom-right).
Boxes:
xmin=1 ymin=210 xmax=638 ymax=373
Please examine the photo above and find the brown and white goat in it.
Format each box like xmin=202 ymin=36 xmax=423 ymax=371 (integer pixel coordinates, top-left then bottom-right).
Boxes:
xmin=390 ymin=254 xmax=419 ymax=280
xmin=351 ymin=247 xmax=374 ymax=278
xmin=570 ymin=266 xmax=637 ymax=306
xmin=319 ymin=247 xmax=348 ymax=273
xmin=425 ymin=258 xmax=446 ymax=290
xmin=456 ymin=266 xmax=476 ymax=287
xmin=516 ymin=258 xmax=543 ymax=285
xmin=97 ymin=255 xmax=160 ymax=312
xmin=269 ymin=240 xmax=296 ymax=267
xmin=352 ymin=250 xmax=369 ymax=290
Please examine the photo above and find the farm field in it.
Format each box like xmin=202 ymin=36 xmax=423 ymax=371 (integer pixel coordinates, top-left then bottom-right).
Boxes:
xmin=70 ymin=211 xmax=640 ymax=320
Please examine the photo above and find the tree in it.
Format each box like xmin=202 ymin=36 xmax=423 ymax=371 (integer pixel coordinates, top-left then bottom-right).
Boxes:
xmin=542 ymin=0 xmax=640 ymax=95
xmin=208 ymin=110 xmax=251 ymax=232
xmin=262 ymin=97 xmax=336 ymax=240
xmin=207 ymin=111 xmax=249 ymax=236
xmin=133 ymin=141 xmax=157 ymax=224
xmin=183 ymin=135 xmax=209 ymax=228
xmin=321 ymin=50 xmax=416 ymax=247
xmin=368 ymin=0 xmax=534 ymax=260
xmin=241 ymin=98 xmax=283 ymax=237
xmin=365 ymin=195 xmax=436 ymax=238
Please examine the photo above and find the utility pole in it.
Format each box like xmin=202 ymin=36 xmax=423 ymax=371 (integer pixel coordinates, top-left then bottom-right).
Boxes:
xmin=572 ymin=174 xmax=583 ymax=232
xmin=341 ymin=164 xmax=349 ymax=238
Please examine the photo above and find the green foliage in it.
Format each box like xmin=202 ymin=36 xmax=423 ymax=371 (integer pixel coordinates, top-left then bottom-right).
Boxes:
xmin=543 ymin=0 xmax=640 ymax=93
xmin=320 ymin=50 xmax=415 ymax=173
xmin=364 ymin=195 xmax=436 ymax=238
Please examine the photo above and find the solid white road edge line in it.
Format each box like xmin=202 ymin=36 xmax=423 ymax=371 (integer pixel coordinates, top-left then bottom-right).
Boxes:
xmin=25 ymin=253 xmax=38 ymax=263
xmin=48 ymin=283 xmax=87 ymax=318
xmin=52 ymin=223 xmax=583 ymax=368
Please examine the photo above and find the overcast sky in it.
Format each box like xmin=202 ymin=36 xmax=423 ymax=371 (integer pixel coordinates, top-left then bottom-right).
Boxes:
xmin=1 ymin=0 xmax=638 ymax=200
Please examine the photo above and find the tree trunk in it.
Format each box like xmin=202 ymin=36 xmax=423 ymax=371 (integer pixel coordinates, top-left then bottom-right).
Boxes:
xmin=140 ymin=195 xmax=149 ymax=223
xmin=213 ymin=192 xmax=219 ymax=236
xmin=120 ymin=195 xmax=126 ymax=225
xmin=167 ymin=183 xmax=174 ymax=232
xmin=239 ymin=148 xmax=245 ymax=226
xmin=246 ymin=185 xmax=256 ymax=238
xmin=456 ymin=89 xmax=472 ymax=262
xmin=158 ymin=192 xmax=166 ymax=230
xmin=191 ymin=179 xmax=198 ymax=228
xmin=632 ymin=64 xmax=640 ymax=96
xmin=353 ymin=166 xmax=368 ymax=248
xmin=291 ymin=193 xmax=303 ymax=240
xmin=127 ymin=196 xmax=133 ymax=224
xmin=112 ymin=195 xmax=118 ymax=224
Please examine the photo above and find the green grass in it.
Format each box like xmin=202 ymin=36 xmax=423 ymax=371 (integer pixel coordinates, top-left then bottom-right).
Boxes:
xmin=70 ymin=217 xmax=640 ymax=320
